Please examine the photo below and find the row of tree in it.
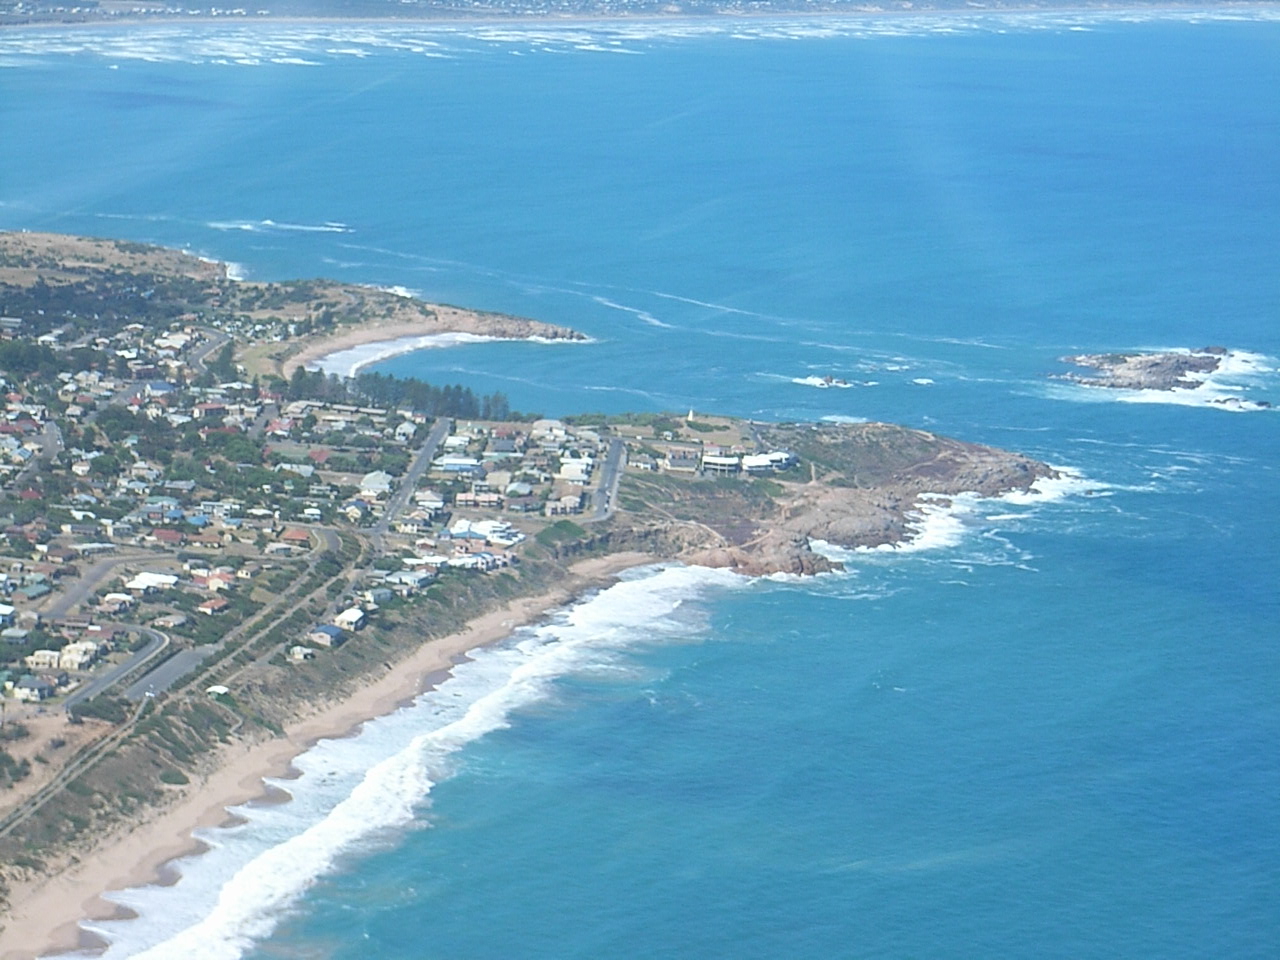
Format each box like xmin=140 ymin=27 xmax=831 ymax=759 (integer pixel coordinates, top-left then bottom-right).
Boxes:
xmin=285 ymin=368 xmax=528 ymax=421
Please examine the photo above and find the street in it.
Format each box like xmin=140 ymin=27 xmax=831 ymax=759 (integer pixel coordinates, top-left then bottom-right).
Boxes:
xmin=64 ymin=626 xmax=167 ymax=711
xmin=372 ymin=417 xmax=451 ymax=548
xmin=586 ymin=437 xmax=626 ymax=522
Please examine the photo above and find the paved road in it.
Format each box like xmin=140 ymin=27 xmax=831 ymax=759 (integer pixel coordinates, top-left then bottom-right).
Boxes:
xmin=11 ymin=420 xmax=63 ymax=487
xmin=372 ymin=417 xmax=450 ymax=547
xmin=64 ymin=626 xmax=167 ymax=711
xmin=188 ymin=328 xmax=231 ymax=379
xmin=248 ymin=401 xmax=278 ymax=440
xmin=42 ymin=551 xmax=152 ymax=619
xmin=586 ymin=437 xmax=626 ymax=522
xmin=124 ymin=645 xmax=214 ymax=702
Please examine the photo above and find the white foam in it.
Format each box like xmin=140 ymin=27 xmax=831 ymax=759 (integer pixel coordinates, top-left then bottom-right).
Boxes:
xmin=591 ymin=295 xmax=672 ymax=328
xmin=812 ymin=464 xmax=1092 ymax=559
xmin=1054 ymin=348 xmax=1276 ymax=412
xmin=792 ymin=375 xmax=854 ymax=389
xmin=911 ymin=378 xmax=935 ymax=385
xmin=186 ymin=251 xmax=246 ymax=282
xmin=207 ymin=218 xmax=352 ymax=235
xmin=69 ymin=563 xmax=745 ymax=960
xmin=376 ymin=284 xmax=420 ymax=299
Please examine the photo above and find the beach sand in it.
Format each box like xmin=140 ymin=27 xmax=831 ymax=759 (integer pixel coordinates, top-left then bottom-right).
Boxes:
xmin=277 ymin=303 xmax=583 ymax=380
xmin=0 ymin=551 xmax=654 ymax=960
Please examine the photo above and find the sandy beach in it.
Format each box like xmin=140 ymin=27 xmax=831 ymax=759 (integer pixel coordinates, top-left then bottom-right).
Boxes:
xmin=277 ymin=302 xmax=585 ymax=380
xmin=0 ymin=551 xmax=654 ymax=960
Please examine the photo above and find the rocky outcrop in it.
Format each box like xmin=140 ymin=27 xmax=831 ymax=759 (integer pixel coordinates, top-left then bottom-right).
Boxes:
xmin=1057 ymin=348 xmax=1227 ymax=391
xmin=608 ymin=423 xmax=1057 ymax=577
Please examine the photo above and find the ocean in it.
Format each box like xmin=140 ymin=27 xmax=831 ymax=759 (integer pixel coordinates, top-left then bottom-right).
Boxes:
xmin=3 ymin=11 xmax=1278 ymax=958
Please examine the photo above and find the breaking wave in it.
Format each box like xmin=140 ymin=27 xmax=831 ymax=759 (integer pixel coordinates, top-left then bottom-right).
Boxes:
xmin=1050 ymin=349 xmax=1277 ymax=413
xmin=2 ymin=10 xmax=1278 ymax=67
xmin=811 ymin=466 xmax=1095 ymax=559
xmin=70 ymin=563 xmax=745 ymax=960
xmin=309 ymin=331 xmax=592 ymax=378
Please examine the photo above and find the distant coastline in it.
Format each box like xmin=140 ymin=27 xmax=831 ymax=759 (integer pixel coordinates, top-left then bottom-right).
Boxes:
xmin=4 ymin=3 xmax=1280 ymax=32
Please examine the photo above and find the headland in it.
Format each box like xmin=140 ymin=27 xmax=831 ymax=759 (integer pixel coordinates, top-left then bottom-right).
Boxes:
xmin=0 ymin=231 xmax=1057 ymax=957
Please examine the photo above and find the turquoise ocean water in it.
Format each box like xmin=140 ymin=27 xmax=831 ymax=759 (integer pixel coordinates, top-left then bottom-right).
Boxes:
xmin=3 ymin=12 xmax=1279 ymax=958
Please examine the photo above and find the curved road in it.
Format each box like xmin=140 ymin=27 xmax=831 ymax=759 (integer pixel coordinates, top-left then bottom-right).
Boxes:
xmin=63 ymin=625 xmax=168 ymax=712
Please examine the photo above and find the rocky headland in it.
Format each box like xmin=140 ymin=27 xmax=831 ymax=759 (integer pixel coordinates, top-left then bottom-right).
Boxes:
xmin=607 ymin=422 xmax=1056 ymax=577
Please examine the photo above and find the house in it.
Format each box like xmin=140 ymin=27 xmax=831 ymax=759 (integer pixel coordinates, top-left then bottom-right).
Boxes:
xmin=333 ymin=607 xmax=365 ymax=631
xmin=125 ymin=572 xmax=179 ymax=594
xmin=59 ymin=640 xmax=101 ymax=671
xmin=153 ymin=613 xmax=188 ymax=629
xmin=307 ymin=624 xmax=345 ymax=648
xmin=0 ymin=603 xmax=13 ymax=626
xmin=359 ymin=471 xmax=395 ymax=499
xmin=742 ymin=450 xmax=798 ymax=473
xmin=151 ymin=527 xmax=186 ymax=547
xmin=197 ymin=596 xmax=230 ymax=616
xmin=288 ymin=645 xmax=316 ymax=662
xmin=701 ymin=454 xmax=741 ymax=477
xmin=544 ymin=493 xmax=583 ymax=517
xmin=413 ymin=489 xmax=446 ymax=514
xmin=13 ymin=675 xmax=54 ymax=702
xmin=557 ymin=460 xmax=592 ymax=484
xmin=455 ymin=491 xmax=504 ymax=509
xmin=361 ymin=587 xmax=394 ymax=606
xmin=24 ymin=649 xmax=61 ymax=671
xmin=664 ymin=450 xmax=700 ymax=473
xmin=100 ymin=592 xmax=136 ymax=614
xmin=382 ymin=569 xmax=434 ymax=593
xmin=280 ymin=528 xmax=312 ymax=547
xmin=435 ymin=456 xmax=482 ymax=475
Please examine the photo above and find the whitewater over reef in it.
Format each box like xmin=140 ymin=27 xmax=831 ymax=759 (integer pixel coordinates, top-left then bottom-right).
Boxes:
xmin=8 ymin=13 xmax=1279 ymax=960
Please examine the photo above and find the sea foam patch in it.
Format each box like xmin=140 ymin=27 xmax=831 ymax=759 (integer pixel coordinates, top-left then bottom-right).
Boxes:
xmin=68 ymin=563 xmax=745 ymax=960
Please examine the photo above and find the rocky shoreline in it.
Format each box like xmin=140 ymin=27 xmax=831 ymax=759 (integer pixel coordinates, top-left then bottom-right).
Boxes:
xmin=609 ymin=423 xmax=1058 ymax=578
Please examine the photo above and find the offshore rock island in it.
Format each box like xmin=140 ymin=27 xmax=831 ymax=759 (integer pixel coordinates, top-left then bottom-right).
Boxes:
xmin=1058 ymin=347 xmax=1229 ymax=391
xmin=1055 ymin=347 xmax=1271 ymax=410
xmin=0 ymin=232 xmax=1053 ymax=955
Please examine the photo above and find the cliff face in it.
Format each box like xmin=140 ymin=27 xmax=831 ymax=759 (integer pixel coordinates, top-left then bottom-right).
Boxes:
xmin=610 ymin=423 xmax=1055 ymax=576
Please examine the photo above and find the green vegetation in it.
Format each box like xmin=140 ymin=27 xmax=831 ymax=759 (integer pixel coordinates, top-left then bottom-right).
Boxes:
xmin=536 ymin=520 xmax=587 ymax=546
xmin=70 ymin=696 xmax=131 ymax=725
xmin=158 ymin=768 xmax=189 ymax=786
xmin=0 ymin=749 xmax=31 ymax=788
xmin=287 ymin=368 xmax=526 ymax=421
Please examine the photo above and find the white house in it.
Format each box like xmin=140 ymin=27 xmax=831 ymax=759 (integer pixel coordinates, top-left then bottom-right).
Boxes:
xmin=125 ymin=572 xmax=180 ymax=593
xmin=333 ymin=607 xmax=365 ymax=631
xmin=359 ymin=471 xmax=394 ymax=499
